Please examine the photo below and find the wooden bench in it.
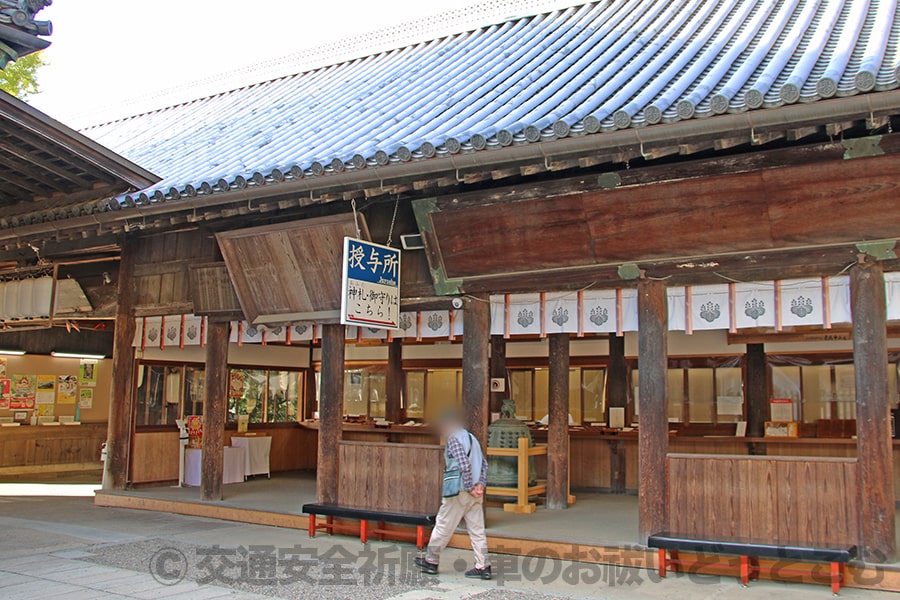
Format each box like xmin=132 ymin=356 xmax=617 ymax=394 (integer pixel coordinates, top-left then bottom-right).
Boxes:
xmin=649 ymin=533 xmax=857 ymax=595
xmin=302 ymin=503 xmax=436 ymax=550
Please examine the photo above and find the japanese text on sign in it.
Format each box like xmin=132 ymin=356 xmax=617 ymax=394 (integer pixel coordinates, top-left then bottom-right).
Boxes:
xmin=341 ymin=237 xmax=401 ymax=330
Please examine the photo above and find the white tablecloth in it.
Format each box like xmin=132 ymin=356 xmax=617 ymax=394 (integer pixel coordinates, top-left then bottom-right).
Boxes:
xmin=230 ymin=435 xmax=272 ymax=477
xmin=183 ymin=446 xmax=246 ymax=486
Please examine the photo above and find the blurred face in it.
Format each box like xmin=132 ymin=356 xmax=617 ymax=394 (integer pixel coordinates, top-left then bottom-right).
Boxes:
xmin=437 ymin=414 xmax=462 ymax=437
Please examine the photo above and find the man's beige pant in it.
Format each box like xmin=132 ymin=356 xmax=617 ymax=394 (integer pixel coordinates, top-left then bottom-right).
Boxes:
xmin=425 ymin=490 xmax=490 ymax=569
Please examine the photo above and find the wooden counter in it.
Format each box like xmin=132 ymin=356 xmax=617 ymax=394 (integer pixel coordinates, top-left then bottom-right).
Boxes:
xmin=298 ymin=422 xmax=440 ymax=445
xmin=0 ymin=423 xmax=107 ymax=474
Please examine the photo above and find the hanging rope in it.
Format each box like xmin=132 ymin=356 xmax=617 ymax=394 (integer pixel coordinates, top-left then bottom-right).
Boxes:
xmin=386 ymin=196 xmax=400 ymax=247
xmin=350 ymin=197 xmax=362 ymax=239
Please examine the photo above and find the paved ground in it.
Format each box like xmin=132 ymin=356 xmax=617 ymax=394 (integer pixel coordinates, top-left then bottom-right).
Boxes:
xmin=0 ymin=483 xmax=894 ymax=599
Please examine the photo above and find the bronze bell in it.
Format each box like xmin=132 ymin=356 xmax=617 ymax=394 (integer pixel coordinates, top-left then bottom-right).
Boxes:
xmin=487 ymin=399 xmax=537 ymax=488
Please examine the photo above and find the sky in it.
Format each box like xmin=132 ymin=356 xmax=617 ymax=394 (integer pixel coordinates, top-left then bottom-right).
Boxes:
xmin=27 ymin=0 xmax=488 ymax=127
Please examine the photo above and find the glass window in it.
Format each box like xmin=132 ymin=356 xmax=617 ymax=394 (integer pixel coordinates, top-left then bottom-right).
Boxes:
xmin=266 ymin=371 xmax=299 ymax=423
xmin=582 ymin=368 xmax=606 ymax=423
xmin=405 ymin=371 xmax=425 ymax=420
xmin=668 ymin=369 xmax=685 ymax=422
xmin=135 ymin=365 xmax=183 ymax=426
xmin=715 ymin=367 xmax=744 ymax=423
xmin=534 ymin=369 xmax=550 ymax=421
xmin=833 ymin=365 xmax=856 ymax=420
xmin=228 ymin=369 xmax=266 ymax=423
xmin=183 ymin=366 xmax=205 ymax=418
xmin=509 ymin=370 xmax=533 ymax=419
xmin=425 ymin=369 xmax=462 ymax=423
xmin=771 ymin=366 xmax=801 ymax=421
xmin=800 ymin=365 xmax=832 ymax=422
xmin=687 ymin=369 xmax=714 ymax=423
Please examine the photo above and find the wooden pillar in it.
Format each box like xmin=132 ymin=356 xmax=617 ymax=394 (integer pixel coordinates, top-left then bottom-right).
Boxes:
xmin=745 ymin=343 xmax=768 ymax=439
xmin=637 ymin=278 xmax=668 ymax=543
xmin=607 ymin=334 xmax=628 ymax=492
xmin=303 ymin=343 xmax=317 ymax=420
xmin=200 ymin=320 xmax=229 ymax=501
xmin=385 ymin=339 xmax=403 ymax=423
xmin=489 ymin=335 xmax=507 ymax=415
xmin=850 ymin=261 xmax=896 ymax=562
xmin=547 ymin=332 xmax=570 ymax=509
xmin=317 ymin=323 xmax=345 ymax=504
xmin=462 ymin=295 xmax=490 ymax=447
xmin=103 ymin=238 xmax=137 ymax=490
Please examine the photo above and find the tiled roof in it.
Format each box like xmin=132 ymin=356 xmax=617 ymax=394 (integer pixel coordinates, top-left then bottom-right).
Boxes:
xmin=84 ymin=0 xmax=900 ymax=204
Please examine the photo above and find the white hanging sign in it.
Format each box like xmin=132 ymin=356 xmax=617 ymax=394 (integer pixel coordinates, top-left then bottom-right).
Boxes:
xmin=340 ymin=237 xmax=401 ymax=330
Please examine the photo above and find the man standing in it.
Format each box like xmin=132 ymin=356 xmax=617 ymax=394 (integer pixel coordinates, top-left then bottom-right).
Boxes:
xmin=415 ymin=409 xmax=492 ymax=580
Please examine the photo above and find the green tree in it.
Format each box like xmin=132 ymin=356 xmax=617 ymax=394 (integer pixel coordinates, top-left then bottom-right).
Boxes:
xmin=0 ymin=52 xmax=45 ymax=99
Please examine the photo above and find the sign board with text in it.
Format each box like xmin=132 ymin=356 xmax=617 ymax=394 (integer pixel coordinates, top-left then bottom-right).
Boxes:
xmin=341 ymin=237 xmax=401 ymax=330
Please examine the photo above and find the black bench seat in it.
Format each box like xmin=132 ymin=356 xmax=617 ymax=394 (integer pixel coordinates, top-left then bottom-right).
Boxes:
xmin=302 ymin=503 xmax=436 ymax=549
xmin=649 ymin=532 xmax=857 ymax=595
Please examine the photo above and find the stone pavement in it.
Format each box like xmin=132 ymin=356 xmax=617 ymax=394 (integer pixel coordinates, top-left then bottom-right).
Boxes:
xmin=0 ymin=484 xmax=894 ymax=599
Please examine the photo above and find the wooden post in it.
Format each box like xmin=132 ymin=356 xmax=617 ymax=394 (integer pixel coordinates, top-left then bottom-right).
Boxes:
xmin=489 ymin=335 xmax=507 ymax=415
xmin=317 ymin=323 xmax=345 ymax=504
xmin=103 ymin=238 xmax=137 ymax=490
xmin=385 ymin=339 xmax=403 ymax=423
xmin=607 ymin=334 xmax=628 ymax=412
xmin=462 ymin=295 xmax=490 ymax=447
xmin=201 ymin=320 xmax=229 ymax=501
xmin=745 ymin=344 xmax=768 ymax=439
xmin=303 ymin=343 xmax=317 ymax=420
xmin=850 ymin=261 xmax=896 ymax=562
xmin=547 ymin=332 xmax=570 ymax=509
xmin=638 ymin=278 xmax=668 ymax=543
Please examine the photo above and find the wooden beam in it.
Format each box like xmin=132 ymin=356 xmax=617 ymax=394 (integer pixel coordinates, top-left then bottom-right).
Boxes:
xmin=385 ymin=339 xmax=403 ymax=423
xmin=547 ymin=332 xmax=570 ymax=510
xmin=490 ymin=335 xmax=506 ymax=414
xmin=200 ymin=320 xmax=229 ymax=502
xmin=462 ymin=295 xmax=490 ymax=447
xmin=317 ymin=323 xmax=345 ymax=504
xmin=103 ymin=237 xmax=136 ymax=490
xmin=850 ymin=261 xmax=896 ymax=562
xmin=637 ymin=278 xmax=668 ymax=543
xmin=745 ymin=344 xmax=768 ymax=439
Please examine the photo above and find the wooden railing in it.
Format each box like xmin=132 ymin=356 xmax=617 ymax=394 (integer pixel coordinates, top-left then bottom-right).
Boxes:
xmin=667 ymin=453 xmax=859 ymax=547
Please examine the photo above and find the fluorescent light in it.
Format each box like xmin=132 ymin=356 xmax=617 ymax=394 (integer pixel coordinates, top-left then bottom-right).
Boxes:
xmin=51 ymin=352 xmax=105 ymax=360
xmin=0 ymin=349 xmax=25 ymax=356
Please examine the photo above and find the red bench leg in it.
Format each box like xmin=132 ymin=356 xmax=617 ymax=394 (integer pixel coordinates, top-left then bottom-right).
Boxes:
xmin=416 ymin=525 xmax=425 ymax=550
xmin=658 ymin=548 xmax=667 ymax=578
xmin=360 ymin=519 xmax=369 ymax=544
xmin=377 ymin=521 xmax=386 ymax=542
xmin=740 ymin=555 xmax=750 ymax=587
xmin=831 ymin=562 xmax=842 ymax=595
xmin=308 ymin=514 xmax=316 ymax=538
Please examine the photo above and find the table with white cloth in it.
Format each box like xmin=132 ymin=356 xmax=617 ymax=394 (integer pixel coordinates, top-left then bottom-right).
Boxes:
xmin=230 ymin=434 xmax=272 ymax=477
xmin=183 ymin=446 xmax=246 ymax=486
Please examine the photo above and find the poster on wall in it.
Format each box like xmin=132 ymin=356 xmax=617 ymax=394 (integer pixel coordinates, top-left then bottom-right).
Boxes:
xmin=0 ymin=379 xmax=9 ymax=409
xmin=37 ymin=404 xmax=54 ymax=417
xmin=56 ymin=375 xmax=77 ymax=404
xmin=9 ymin=374 xmax=35 ymax=409
xmin=229 ymin=370 xmax=245 ymax=398
xmin=36 ymin=375 xmax=55 ymax=405
xmin=0 ymin=357 xmax=7 ymax=378
xmin=79 ymin=361 xmax=97 ymax=387
xmin=78 ymin=388 xmax=93 ymax=409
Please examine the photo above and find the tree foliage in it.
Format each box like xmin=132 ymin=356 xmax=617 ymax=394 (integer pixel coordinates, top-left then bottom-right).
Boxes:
xmin=0 ymin=52 xmax=45 ymax=99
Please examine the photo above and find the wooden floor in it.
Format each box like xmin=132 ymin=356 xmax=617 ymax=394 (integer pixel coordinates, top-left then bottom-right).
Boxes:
xmin=93 ymin=471 xmax=900 ymax=592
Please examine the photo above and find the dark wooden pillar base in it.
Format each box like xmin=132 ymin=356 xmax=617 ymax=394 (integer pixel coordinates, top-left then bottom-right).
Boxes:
xmin=606 ymin=334 xmax=627 ymax=415
xmin=490 ymin=335 xmax=507 ymax=415
xmin=547 ymin=333 xmax=570 ymax=509
xmin=638 ymin=278 xmax=668 ymax=543
xmin=851 ymin=261 xmax=896 ymax=562
xmin=463 ymin=295 xmax=490 ymax=447
xmin=104 ymin=238 xmax=136 ymax=490
xmin=201 ymin=320 xmax=229 ymax=502
xmin=317 ymin=323 xmax=345 ymax=505
xmin=385 ymin=339 xmax=403 ymax=423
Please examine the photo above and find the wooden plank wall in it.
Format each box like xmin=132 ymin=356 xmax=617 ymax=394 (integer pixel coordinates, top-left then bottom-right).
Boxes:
xmin=130 ymin=425 xmax=317 ymax=484
xmin=133 ymin=230 xmax=218 ymax=316
xmin=0 ymin=424 xmax=107 ymax=468
xmin=668 ymin=453 xmax=859 ymax=546
xmin=337 ymin=441 xmax=443 ymax=514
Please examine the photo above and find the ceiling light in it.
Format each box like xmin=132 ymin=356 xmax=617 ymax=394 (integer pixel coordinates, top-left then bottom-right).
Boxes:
xmin=51 ymin=352 xmax=105 ymax=360
xmin=0 ymin=349 xmax=25 ymax=356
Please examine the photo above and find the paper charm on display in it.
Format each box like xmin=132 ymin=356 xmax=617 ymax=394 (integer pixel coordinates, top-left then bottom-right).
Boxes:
xmin=37 ymin=404 xmax=54 ymax=417
xmin=0 ymin=379 xmax=9 ymax=409
xmin=341 ymin=237 xmax=401 ymax=330
xmin=57 ymin=375 xmax=78 ymax=404
xmin=78 ymin=388 xmax=93 ymax=409
xmin=79 ymin=361 xmax=98 ymax=387
xmin=35 ymin=374 xmax=55 ymax=405
xmin=9 ymin=374 xmax=35 ymax=409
